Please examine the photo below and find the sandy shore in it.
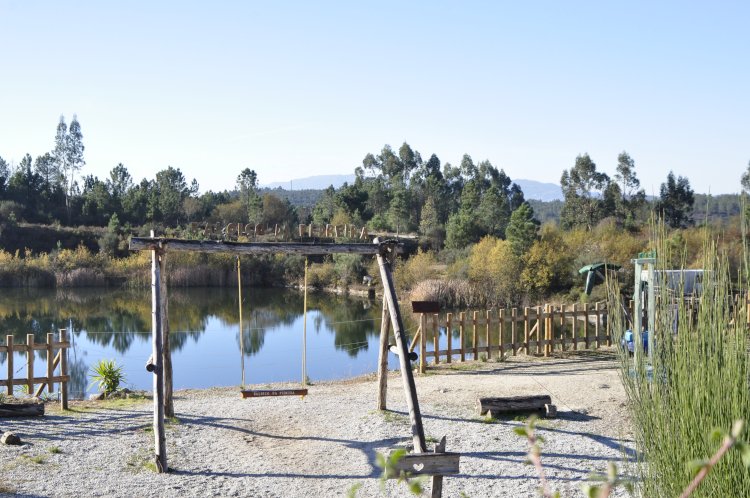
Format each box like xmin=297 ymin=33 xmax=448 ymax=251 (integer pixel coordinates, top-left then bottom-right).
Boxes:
xmin=0 ymin=350 xmax=633 ymax=497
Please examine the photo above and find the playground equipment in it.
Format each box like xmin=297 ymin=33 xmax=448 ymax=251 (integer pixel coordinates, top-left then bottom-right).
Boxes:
xmin=129 ymin=235 xmax=460 ymax=495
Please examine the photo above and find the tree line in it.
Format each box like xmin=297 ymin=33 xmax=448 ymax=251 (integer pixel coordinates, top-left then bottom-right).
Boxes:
xmin=1 ymin=115 xmax=748 ymax=257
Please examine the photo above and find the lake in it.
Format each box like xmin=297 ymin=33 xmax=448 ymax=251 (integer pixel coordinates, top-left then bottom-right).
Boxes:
xmin=0 ymin=287 xmax=433 ymax=399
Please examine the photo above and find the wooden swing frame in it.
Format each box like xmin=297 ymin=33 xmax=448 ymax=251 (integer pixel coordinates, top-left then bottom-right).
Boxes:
xmin=129 ymin=236 xmax=460 ymax=496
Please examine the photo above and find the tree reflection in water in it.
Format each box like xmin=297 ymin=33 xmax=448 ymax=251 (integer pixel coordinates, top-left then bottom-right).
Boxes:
xmin=0 ymin=287 xmax=398 ymax=392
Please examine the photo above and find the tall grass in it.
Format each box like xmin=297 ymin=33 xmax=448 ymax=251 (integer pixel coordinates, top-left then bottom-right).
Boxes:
xmin=610 ymin=227 xmax=750 ymax=496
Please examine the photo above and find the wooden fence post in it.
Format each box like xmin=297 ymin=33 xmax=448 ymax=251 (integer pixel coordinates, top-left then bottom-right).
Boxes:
xmin=511 ymin=308 xmax=518 ymax=355
xmin=472 ymin=311 xmax=478 ymax=360
xmin=6 ymin=335 xmax=13 ymax=396
xmin=523 ymin=307 xmax=530 ymax=354
xmin=46 ymin=333 xmax=54 ymax=396
xmin=498 ymin=309 xmax=505 ymax=359
xmin=544 ymin=304 xmax=554 ymax=358
xmin=595 ymin=302 xmax=601 ymax=349
xmin=535 ymin=306 xmax=542 ymax=355
xmin=459 ymin=312 xmax=466 ymax=362
xmin=433 ymin=314 xmax=439 ymax=365
xmin=582 ymin=303 xmax=589 ymax=350
xmin=605 ymin=304 xmax=611 ymax=346
xmin=446 ymin=313 xmax=452 ymax=364
xmin=485 ymin=310 xmax=492 ymax=360
xmin=60 ymin=329 xmax=68 ymax=410
xmin=26 ymin=334 xmax=34 ymax=395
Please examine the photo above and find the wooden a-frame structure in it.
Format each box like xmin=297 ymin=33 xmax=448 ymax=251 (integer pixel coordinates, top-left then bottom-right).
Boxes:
xmin=129 ymin=236 xmax=459 ymax=496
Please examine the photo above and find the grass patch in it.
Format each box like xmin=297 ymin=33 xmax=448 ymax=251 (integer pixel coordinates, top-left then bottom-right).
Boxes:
xmin=48 ymin=446 xmax=62 ymax=454
xmin=373 ymin=410 xmax=409 ymax=425
xmin=21 ymin=455 xmax=46 ymax=465
xmin=125 ymin=451 xmax=159 ymax=473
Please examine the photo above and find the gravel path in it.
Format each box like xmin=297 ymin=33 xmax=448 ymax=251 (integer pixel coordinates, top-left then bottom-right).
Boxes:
xmin=1 ymin=350 xmax=634 ymax=497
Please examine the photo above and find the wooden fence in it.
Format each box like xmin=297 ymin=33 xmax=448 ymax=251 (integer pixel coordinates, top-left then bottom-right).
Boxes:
xmin=1 ymin=329 xmax=70 ymax=409
xmin=413 ymin=302 xmax=610 ymax=373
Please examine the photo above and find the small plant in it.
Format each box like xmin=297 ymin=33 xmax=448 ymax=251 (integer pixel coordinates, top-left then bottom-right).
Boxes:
xmin=48 ymin=446 xmax=62 ymax=454
xmin=89 ymin=359 xmax=125 ymax=395
xmin=23 ymin=455 xmax=46 ymax=465
xmin=375 ymin=449 xmax=426 ymax=495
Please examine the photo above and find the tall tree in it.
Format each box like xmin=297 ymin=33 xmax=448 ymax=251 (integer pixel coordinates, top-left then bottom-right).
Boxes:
xmin=657 ymin=171 xmax=694 ymax=228
xmin=506 ymin=203 xmax=540 ymax=256
xmin=236 ymin=168 xmax=262 ymax=223
xmin=613 ymin=151 xmax=646 ymax=228
xmin=560 ymin=154 xmax=611 ymax=230
xmin=0 ymin=155 xmax=9 ymax=195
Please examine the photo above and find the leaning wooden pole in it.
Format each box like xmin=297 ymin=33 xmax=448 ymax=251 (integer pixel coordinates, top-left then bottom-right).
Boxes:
xmin=375 ymin=239 xmax=427 ymax=453
xmin=151 ymin=241 xmax=168 ymax=473
xmin=376 ymin=296 xmax=390 ymax=410
xmin=161 ymin=252 xmax=173 ymax=418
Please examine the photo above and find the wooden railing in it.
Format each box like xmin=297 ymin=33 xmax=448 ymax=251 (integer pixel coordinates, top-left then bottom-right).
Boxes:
xmin=412 ymin=303 xmax=609 ymax=373
xmin=1 ymin=328 xmax=70 ymax=409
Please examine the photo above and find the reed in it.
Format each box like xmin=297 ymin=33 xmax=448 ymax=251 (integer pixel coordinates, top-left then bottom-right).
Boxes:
xmin=610 ymin=226 xmax=750 ymax=496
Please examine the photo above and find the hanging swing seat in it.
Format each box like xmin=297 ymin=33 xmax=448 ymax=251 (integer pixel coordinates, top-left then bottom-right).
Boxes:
xmin=241 ymin=388 xmax=308 ymax=398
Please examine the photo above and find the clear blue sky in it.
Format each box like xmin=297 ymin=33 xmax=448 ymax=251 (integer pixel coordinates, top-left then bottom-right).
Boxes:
xmin=1 ymin=1 xmax=747 ymax=195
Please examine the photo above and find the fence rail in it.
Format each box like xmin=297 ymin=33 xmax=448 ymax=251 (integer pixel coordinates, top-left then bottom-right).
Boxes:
xmin=1 ymin=329 xmax=70 ymax=409
xmin=414 ymin=302 xmax=610 ymax=373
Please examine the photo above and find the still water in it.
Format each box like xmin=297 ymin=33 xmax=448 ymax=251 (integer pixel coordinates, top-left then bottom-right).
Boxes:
xmin=0 ymin=287 xmax=420 ymax=399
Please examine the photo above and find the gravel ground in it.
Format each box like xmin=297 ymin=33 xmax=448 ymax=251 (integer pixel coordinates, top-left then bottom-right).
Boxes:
xmin=1 ymin=349 xmax=634 ymax=497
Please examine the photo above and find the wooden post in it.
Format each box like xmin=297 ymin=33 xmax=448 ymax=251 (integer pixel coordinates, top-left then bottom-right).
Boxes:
xmin=419 ymin=313 xmax=427 ymax=374
xmin=560 ymin=304 xmax=566 ymax=351
xmin=6 ymin=335 xmax=13 ymax=396
xmin=546 ymin=304 xmax=552 ymax=356
xmin=446 ymin=313 xmax=452 ymax=364
xmin=485 ymin=310 xmax=492 ymax=360
xmin=46 ymin=333 xmax=54 ymax=396
xmin=523 ymin=307 xmax=530 ymax=354
xmin=583 ymin=303 xmax=589 ymax=349
xmin=498 ymin=309 xmax=505 ymax=359
xmin=595 ymin=302 xmax=601 ymax=349
xmin=542 ymin=306 xmax=549 ymax=357
xmin=375 ymin=240 xmax=427 ymax=453
xmin=540 ymin=304 xmax=552 ymax=358
xmin=60 ymin=329 xmax=68 ymax=410
xmin=151 ymin=241 xmax=168 ymax=472
xmin=377 ymin=296 xmax=391 ymax=410
xmin=459 ymin=312 xmax=466 ymax=362
xmin=160 ymin=252 xmax=173 ymax=419
xmin=431 ymin=436 xmax=447 ymax=498
xmin=511 ymin=308 xmax=517 ymax=356
xmin=605 ymin=304 xmax=611 ymax=346
xmin=535 ymin=306 xmax=542 ymax=355
xmin=472 ymin=311 xmax=478 ymax=360
xmin=26 ymin=334 xmax=34 ymax=395
xmin=433 ymin=314 xmax=439 ymax=365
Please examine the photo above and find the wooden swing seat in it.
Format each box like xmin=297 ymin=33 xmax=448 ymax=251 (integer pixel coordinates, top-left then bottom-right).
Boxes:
xmin=240 ymin=388 xmax=308 ymax=398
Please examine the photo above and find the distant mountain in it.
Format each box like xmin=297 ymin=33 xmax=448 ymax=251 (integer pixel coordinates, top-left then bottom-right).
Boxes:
xmin=513 ymin=179 xmax=563 ymax=202
xmin=263 ymin=174 xmax=355 ymax=190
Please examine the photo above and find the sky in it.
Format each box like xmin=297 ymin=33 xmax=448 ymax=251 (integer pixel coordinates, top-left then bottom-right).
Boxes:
xmin=0 ymin=1 xmax=748 ymax=195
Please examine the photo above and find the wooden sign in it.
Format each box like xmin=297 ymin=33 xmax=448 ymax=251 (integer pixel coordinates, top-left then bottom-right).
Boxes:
xmin=240 ymin=388 xmax=308 ymax=398
xmin=411 ymin=301 xmax=440 ymax=313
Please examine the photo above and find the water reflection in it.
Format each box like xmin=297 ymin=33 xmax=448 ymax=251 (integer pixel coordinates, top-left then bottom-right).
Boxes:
xmin=0 ymin=287 xmax=398 ymax=396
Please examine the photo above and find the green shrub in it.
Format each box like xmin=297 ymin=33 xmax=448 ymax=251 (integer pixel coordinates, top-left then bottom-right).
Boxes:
xmin=89 ymin=359 xmax=126 ymax=395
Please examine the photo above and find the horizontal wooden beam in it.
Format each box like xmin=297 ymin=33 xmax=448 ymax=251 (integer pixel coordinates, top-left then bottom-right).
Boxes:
xmin=389 ymin=452 xmax=461 ymax=477
xmin=2 ymin=375 xmax=70 ymax=388
xmin=0 ymin=341 xmax=71 ymax=354
xmin=477 ymin=395 xmax=551 ymax=416
xmin=129 ymin=237 xmax=396 ymax=255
